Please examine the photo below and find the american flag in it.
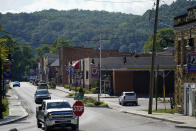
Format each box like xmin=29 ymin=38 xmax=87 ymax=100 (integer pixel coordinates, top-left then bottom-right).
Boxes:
xmin=97 ymin=40 xmax=101 ymax=50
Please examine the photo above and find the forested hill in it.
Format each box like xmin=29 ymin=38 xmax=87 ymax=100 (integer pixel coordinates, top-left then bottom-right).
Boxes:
xmin=0 ymin=0 xmax=195 ymax=53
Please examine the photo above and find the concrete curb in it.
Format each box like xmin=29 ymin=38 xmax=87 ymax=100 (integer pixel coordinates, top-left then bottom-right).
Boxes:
xmin=0 ymin=88 xmax=29 ymax=126
xmin=0 ymin=115 xmax=29 ymax=126
xmin=175 ymin=124 xmax=196 ymax=129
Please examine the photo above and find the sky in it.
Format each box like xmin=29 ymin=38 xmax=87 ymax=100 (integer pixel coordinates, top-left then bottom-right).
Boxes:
xmin=0 ymin=0 xmax=176 ymax=15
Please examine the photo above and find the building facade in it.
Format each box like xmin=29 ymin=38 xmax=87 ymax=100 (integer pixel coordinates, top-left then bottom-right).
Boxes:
xmin=59 ymin=46 xmax=129 ymax=86
xmin=174 ymin=5 xmax=196 ymax=116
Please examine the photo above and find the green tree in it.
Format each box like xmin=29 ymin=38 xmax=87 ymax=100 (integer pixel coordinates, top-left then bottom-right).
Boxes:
xmin=143 ymin=28 xmax=174 ymax=53
xmin=50 ymin=39 xmax=72 ymax=53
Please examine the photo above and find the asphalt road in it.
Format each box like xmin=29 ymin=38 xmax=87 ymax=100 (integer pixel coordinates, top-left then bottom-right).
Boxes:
xmin=0 ymin=82 xmax=194 ymax=131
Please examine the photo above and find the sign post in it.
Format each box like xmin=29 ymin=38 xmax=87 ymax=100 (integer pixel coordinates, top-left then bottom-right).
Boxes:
xmin=73 ymin=100 xmax=84 ymax=130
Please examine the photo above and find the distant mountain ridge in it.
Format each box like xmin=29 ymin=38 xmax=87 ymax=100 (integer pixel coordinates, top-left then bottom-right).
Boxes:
xmin=0 ymin=0 xmax=195 ymax=53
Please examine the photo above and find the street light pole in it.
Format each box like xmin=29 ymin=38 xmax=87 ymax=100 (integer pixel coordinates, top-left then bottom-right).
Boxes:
xmin=148 ymin=0 xmax=160 ymax=114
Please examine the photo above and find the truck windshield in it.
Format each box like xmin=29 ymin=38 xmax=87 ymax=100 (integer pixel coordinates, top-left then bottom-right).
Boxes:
xmin=47 ymin=102 xmax=71 ymax=109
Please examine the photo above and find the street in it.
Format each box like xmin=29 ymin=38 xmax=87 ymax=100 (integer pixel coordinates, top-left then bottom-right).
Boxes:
xmin=0 ymin=82 xmax=194 ymax=131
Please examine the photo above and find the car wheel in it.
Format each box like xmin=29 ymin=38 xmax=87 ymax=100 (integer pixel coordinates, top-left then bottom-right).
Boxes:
xmin=71 ymin=125 xmax=78 ymax=131
xmin=122 ymin=102 xmax=125 ymax=106
xmin=44 ymin=122 xmax=51 ymax=131
xmin=37 ymin=119 xmax=42 ymax=128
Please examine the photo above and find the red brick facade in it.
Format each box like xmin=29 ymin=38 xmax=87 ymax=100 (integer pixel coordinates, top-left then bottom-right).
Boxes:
xmin=59 ymin=46 xmax=125 ymax=86
xmin=113 ymin=71 xmax=133 ymax=95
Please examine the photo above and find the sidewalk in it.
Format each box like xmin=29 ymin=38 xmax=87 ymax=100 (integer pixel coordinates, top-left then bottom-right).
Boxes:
xmin=0 ymin=88 xmax=28 ymax=125
xmin=56 ymin=86 xmax=196 ymax=129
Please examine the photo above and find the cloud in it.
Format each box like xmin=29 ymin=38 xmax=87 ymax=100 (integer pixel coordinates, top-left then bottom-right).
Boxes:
xmin=0 ymin=0 xmax=176 ymax=15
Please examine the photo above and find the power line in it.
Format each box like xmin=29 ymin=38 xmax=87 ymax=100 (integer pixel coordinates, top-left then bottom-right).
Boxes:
xmin=85 ymin=0 xmax=155 ymax=4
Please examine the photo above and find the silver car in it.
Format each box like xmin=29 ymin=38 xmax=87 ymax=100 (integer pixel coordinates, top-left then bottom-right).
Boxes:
xmin=119 ymin=91 xmax=138 ymax=106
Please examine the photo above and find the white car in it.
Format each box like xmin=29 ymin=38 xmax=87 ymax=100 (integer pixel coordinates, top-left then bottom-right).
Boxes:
xmin=119 ymin=91 xmax=138 ymax=106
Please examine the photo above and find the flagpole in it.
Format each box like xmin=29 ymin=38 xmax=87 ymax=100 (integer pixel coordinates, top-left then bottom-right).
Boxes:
xmin=99 ymin=33 xmax=102 ymax=101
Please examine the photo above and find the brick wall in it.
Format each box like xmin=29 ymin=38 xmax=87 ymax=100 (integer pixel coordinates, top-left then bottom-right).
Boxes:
xmin=59 ymin=46 xmax=124 ymax=86
xmin=174 ymin=5 xmax=196 ymax=113
xmin=113 ymin=71 xmax=133 ymax=96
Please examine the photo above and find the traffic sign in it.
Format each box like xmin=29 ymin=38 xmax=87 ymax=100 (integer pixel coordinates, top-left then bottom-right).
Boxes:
xmin=73 ymin=101 xmax=84 ymax=116
xmin=74 ymin=92 xmax=84 ymax=100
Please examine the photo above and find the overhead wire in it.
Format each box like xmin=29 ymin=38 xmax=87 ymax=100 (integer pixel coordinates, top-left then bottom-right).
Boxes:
xmin=85 ymin=0 xmax=155 ymax=4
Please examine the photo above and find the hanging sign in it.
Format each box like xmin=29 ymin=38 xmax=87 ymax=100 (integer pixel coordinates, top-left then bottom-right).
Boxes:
xmin=91 ymin=65 xmax=98 ymax=77
xmin=187 ymin=51 xmax=196 ymax=73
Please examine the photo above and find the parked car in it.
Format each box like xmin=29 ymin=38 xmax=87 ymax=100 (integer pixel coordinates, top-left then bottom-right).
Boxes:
xmin=37 ymin=82 xmax=48 ymax=89
xmin=4 ymin=80 xmax=10 ymax=88
xmin=36 ymin=99 xmax=78 ymax=131
xmin=34 ymin=89 xmax=51 ymax=104
xmin=119 ymin=91 xmax=138 ymax=106
xmin=13 ymin=81 xmax=20 ymax=87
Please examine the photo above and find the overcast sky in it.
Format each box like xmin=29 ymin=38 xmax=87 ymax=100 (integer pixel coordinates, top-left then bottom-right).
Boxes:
xmin=0 ymin=0 xmax=176 ymax=15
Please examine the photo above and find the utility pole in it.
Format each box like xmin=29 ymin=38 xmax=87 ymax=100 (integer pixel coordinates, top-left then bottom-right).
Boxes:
xmin=148 ymin=0 xmax=160 ymax=114
xmin=98 ymin=33 xmax=102 ymax=102
xmin=155 ymin=65 xmax=159 ymax=111
xmin=0 ymin=56 xmax=3 ymax=119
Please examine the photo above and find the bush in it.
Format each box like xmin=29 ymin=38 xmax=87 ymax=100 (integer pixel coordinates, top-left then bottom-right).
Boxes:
xmin=91 ymin=87 xmax=97 ymax=93
xmin=85 ymin=103 xmax=95 ymax=107
xmin=82 ymin=97 xmax=108 ymax=107
xmin=64 ymin=84 xmax=70 ymax=89
xmin=67 ymin=92 xmax=75 ymax=97
xmin=49 ymin=81 xmax=56 ymax=89
xmin=2 ymin=97 xmax=9 ymax=116
xmin=94 ymin=101 xmax=102 ymax=106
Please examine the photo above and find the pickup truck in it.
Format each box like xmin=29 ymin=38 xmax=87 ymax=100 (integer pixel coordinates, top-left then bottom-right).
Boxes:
xmin=36 ymin=99 xmax=78 ymax=131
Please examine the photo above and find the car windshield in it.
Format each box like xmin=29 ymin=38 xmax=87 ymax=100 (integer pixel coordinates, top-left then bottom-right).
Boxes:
xmin=39 ymin=83 xmax=47 ymax=87
xmin=125 ymin=93 xmax=135 ymax=96
xmin=47 ymin=102 xmax=71 ymax=109
xmin=36 ymin=90 xmax=49 ymax=95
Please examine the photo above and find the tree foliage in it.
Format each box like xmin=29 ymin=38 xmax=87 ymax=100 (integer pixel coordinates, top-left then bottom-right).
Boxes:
xmin=0 ymin=0 xmax=195 ymax=53
xmin=143 ymin=28 xmax=174 ymax=52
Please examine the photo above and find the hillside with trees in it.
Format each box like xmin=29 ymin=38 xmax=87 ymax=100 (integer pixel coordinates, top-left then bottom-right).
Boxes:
xmin=0 ymin=0 xmax=195 ymax=53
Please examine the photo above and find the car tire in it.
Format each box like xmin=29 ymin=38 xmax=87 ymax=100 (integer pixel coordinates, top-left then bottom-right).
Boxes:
xmin=37 ymin=119 xmax=42 ymax=128
xmin=71 ymin=125 xmax=78 ymax=131
xmin=44 ymin=122 xmax=51 ymax=131
xmin=122 ymin=102 xmax=125 ymax=106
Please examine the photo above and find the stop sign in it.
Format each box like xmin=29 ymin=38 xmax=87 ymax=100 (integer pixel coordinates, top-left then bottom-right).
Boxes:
xmin=73 ymin=101 xmax=84 ymax=116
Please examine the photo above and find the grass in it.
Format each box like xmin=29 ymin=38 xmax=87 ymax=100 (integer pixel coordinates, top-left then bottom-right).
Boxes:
xmin=152 ymin=109 xmax=176 ymax=114
xmin=82 ymin=97 xmax=109 ymax=107
xmin=67 ymin=92 xmax=75 ymax=97
xmin=2 ymin=97 xmax=9 ymax=116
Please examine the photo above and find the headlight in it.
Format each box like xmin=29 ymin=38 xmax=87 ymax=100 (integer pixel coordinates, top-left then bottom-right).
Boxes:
xmin=47 ymin=113 xmax=52 ymax=119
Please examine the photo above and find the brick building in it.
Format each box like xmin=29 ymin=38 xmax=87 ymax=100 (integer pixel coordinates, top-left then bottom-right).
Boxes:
xmin=70 ymin=55 xmax=174 ymax=96
xmin=174 ymin=5 xmax=196 ymax=116
xmin=39 ymin=53 xmax=59 ymax=82
xmin=59 ymin=46 xmax=128 ymax=86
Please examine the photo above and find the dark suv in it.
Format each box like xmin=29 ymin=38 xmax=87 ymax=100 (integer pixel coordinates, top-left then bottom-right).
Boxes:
xmin=34 ymin=89 xmax=51 ymax=104
xmin=37 ymin=82 xmax=48 ymax=89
